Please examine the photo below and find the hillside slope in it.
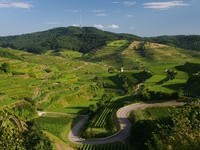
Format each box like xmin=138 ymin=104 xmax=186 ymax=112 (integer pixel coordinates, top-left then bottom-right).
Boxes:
xmin=147 ymin=35 xmax=200 ymax=51
xmin=0 ymin=27 xmax=140 ymax=54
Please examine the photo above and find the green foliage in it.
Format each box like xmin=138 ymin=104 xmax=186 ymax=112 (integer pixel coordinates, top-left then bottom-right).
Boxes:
xmin=176 ymin=62 xmax=200 ymax=75
xmin=0 ymin=62 xmax=11 ymax=73
xmin=82 ymin=95 xmax=137 ymax=138
xmin=131 ymin=70 xmax=153 ymax=83
xmin=0 ymin=49 xmax=24 ymax=60
xmin=107 ymin=67 xmax=117 ymax=73
xmin=130 ymin=107 xmax=176 ymax=150
xmin=34 ymin=116 xmax=71 ymax=140
xmin=147 ymin=90 xmax=179 ymax=101
xmin=135 ymin=41 xmax=148 ymax=57
xmin=0 ymin=27 xmax=138 ymax=54
xmin=23 ymin=122 xmax=53 ymax=150
xmin=0 ymin=28 xmax=199 ymax=149
xmin=185 ymin=72 xmax=200 ymax=97
xmin=88 ymin=104 xmax=98 ymax=114
xmin=0 ymin=109 xmax=25 ymax=150
xmin=148 ymin=99 xmax=200 ymax=150
xmin=0 ymin=109 xmax=53 ymax=150
xmin=79 ymin=142 xmax=133 ymax=150
xmin=164 ymin=69 xmax=177 ymax=80
xmin=87 ymin=39 xmax=131 ymax=69
xmin=12 ymin=101 xmax=37 ymax=120
xmin=148 ymin=35 xmax=200 ymax=51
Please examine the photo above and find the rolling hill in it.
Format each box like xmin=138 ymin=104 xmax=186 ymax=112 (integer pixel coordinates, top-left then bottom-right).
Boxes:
xmin=0 ymin=27 xmax=200 ymax=150
xmin=147 ymin=35 xmax=200 ymax=51
xmin=1 ymin=27 xmax=200 ymax=55
xmin=0 ymin=26 xmax=140 ymax=54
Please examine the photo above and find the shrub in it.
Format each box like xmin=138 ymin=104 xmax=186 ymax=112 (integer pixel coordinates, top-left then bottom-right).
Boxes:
xmin=0 ymin=62 xmax=11 ymax=73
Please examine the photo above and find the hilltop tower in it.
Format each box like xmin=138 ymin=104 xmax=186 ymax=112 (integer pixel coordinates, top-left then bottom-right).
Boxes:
xmin=79 ymin=14 xmax=82 ymax=28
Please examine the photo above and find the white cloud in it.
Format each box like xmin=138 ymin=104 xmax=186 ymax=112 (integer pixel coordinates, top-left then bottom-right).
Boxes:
xmin=93 ymin=24 xmax=119 ymax=30
xmin=130 ymin=26 xmax=135 ymax=30
xmin=96 ymin=13 xmax=107 ymax=17
xmin=108 ymin=24 xmax=119 ymax=29
xmin=72 ymin=24 xmax=80 ymax=27
xmin=93 ymin=10 xmax=107 ymax=17
xmin=112 ymin=1 xmax=120 ymax=4
xmin=126 ymin=14 xmax=133 ymax=17
xmin=143 ymin=1 xmax=190 ymax=10
xmin=92 ymin=9 xmax=105 ymax=13
xmin=94 ymin=24 xmax=104 ymax=29
xmin=45 ymin=22 xmax=60 ymax=25
xmin=112 ymin=1 xmax=136 ymax=6
xmin=65 ymin=9 xmax=82 ymax=13
xmin=123 ymin=1 xmax=136 ymax=6
xmin=0 ymin=1 xmax=33 ymax=9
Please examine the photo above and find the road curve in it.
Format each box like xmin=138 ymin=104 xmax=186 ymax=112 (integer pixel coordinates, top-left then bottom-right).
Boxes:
xmin=68 ymin=101 xmax=184 ymax=145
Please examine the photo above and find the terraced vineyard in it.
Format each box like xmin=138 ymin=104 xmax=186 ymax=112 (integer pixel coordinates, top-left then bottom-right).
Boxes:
xmin=93 ymin=105 xmax=113 ymax=128
xmin=34 ymin=115 xmax=73 ymax=141
xmin=79 ymin=142 xmax=133 ymax=150
xmin=129 ymin=106 xmax=178 ymax=149
xmin=0 ymin=36 xmax=200 ymax=150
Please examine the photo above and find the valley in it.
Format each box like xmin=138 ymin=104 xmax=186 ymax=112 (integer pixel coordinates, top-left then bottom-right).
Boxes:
xmin=0 ymin=27 xmax=200 ymax=150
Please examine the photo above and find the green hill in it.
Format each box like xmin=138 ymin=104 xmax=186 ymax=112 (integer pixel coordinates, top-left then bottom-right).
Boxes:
xmin=0 ymin=35 xmax=200 ymax=149
xmin=0 ymin=26 xmax=140 ymax=54
xmin=147 ymin=35 xmax=200 ymax=51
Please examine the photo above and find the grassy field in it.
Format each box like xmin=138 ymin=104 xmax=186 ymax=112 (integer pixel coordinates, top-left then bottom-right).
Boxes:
xmin=130 ymin=106 xmax=177 ymax=121
xmin=0 ymin=48 xmax=109 ymax=115
xmin=34 ymin=115 xmax=72 ymax=141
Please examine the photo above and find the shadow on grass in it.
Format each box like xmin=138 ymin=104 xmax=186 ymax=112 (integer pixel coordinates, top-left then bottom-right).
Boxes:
xmin=175 ymin=62 xmax=200 ymax=75
xmin=156 ymin=77 xmax=169 ymax=85
xmin=65 ymin=106 xmax=89 ymax=115
xmin=130 ymin=117 xmax=173 ymax=150
xmin=163 ymin=83 xmax=186 ymax=91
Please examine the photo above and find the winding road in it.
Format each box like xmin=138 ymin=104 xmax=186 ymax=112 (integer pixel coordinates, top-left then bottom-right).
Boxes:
xmin=68 ymin=101 xmax=184 ymax=145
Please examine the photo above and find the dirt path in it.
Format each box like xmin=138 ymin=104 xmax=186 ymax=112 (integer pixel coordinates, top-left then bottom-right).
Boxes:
xmin=37 ymin=111 xmax=86 ymax=118
xmin=68 ymin=101 xmax=184 ymax=145
xmin=32 ymin=87 xmax=41 ymax=100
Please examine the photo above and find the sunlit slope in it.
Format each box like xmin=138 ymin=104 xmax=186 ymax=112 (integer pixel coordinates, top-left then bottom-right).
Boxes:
xmin=0 ymin=48 xmax=107 ymax=114
xmin=90 ymin=40 xmax=200 ymax=94
xmin=121 ymin=41 xmax=200 ymax=94
xmin=122 ymin=41 xmax=199 ymax=65
xmin=0 ymin=27 xmax=139 ymax=54
xmin=86 ymin=40 xmax=130 ymax=69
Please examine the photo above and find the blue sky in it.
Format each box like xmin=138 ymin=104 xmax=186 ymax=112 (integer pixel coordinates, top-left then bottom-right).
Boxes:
xmin=0 ymin=0 xmax=199 ymax=37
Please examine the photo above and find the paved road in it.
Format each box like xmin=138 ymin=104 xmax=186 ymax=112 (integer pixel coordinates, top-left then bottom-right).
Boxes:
xmin=68 ymin=101 xmax=184 ymax=145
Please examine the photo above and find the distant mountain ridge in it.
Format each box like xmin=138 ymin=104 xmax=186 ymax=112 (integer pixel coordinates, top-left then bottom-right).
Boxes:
xmin=0 ymin=26 xmax=200 ymax=54
xmin=0 ymin=26 xmax=140 ymax=54
xmin=147 ymin=35 xmax=200 ymax=51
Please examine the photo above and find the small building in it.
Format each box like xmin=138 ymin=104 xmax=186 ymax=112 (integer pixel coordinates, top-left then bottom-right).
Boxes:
xmin=121 ymin=67 xmax=124 ymax=73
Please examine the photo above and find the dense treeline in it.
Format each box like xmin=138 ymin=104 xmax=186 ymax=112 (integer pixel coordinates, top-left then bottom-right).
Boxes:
xmin=185 ymin=72 xmax=200 ymax=97
xmin=176 ymin=62 xmax=200 ymax=97
xmin=1 ymin=27 xmax=200 ymax=54
xmin=147 ymin=35 xmax=200 ymax=51
xmin=0 ymin=27 xmax=139 ymax=54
